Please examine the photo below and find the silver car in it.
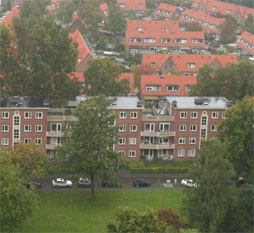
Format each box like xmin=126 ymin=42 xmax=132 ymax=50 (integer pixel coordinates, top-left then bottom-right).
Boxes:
xmin=52 ymin=178 xmax=72 ymax=188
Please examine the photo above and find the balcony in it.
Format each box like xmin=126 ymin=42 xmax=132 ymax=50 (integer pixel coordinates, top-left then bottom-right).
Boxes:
xmin=46 ymin=144 xmax=62 ymax=150
xmin=142 ymin=115 xmax=174 ymax=122
xmin=47 ymin=115 xmax=76 ymax=121
xmin=140 ymin=143 xmax=175 ymax=150
xmin=140 ymin=131 xmax=175 ymax=137
xmin=46 ymin=131 xmax=64 ymax=137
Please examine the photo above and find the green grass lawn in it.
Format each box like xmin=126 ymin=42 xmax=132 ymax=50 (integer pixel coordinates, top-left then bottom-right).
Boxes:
xmin=19 ymin=189 xmax=183 ymax=233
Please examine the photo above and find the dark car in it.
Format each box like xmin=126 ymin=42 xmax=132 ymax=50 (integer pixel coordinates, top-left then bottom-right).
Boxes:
xmin=27 ymin=181 xmax=42 ymax=189
xmin=133 ymin=178 xmax=151 ymax=187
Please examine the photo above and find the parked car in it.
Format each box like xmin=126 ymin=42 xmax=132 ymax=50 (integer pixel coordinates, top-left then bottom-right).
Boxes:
xmin=163 ymin=180 xmax=173 ymax=188
xmin=78 ymin=177 xmax=91 ymax=187
xmin=133 ymin=178 xmax=151 ymax=187
xmin=26 ymin=181 xmax=42 ymax=189
xmin=181 ymin=179 xmax=197 ymax=188
xmin=52 ymin=178 xmax=72 ymax=188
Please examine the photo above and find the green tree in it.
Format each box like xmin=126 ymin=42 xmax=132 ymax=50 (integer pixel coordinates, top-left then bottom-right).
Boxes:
xmin=218 ymin=96 xmax=254 ymax=179
xmin=59 ymin=95 xmax=120 ymax=198
xmin=105 ymin=3 xmax=126 ymax=38
xmin=181 ymin=139 xmax=238 ymax=233
xmin=1 ymin=18 xmax=80 ymax=106
xmin=78 ymin=0 xmax=102 ymax=38
xmin=107 ymin=206 xmax=168 ymax=233
xmin=185 ymin=22 xmax=202 ymax=31
xmin=128 ymin=9 xmax=138 ymax=20
xmin=220 ymin=16 xmax=237 ymax=44
xmin=84 ymin=57 xmax=129 ymax=96
xmin=190 ymin=61 xmax=254 ymax=101
xmin=0 ymin=148 xmax=38 ymax=233
xmin=244 ymin=14 xmax=254 ymax=34
xmin=11 ymin=142 xmax=49 ymax=180
xmin=56 ymin=0 xmax=77 ymax=25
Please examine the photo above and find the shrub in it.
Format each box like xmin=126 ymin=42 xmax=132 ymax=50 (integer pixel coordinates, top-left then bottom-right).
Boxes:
xmin=158 ymin=208 xmax=187 ymax=231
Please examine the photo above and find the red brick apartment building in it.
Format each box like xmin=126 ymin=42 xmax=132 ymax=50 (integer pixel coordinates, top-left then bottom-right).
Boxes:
xmin=1 ymin=96 xmax=231 ymax=161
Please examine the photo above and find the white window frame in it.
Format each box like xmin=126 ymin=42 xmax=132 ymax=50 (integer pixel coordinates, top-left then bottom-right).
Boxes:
xmin=179 ymin=124 xmax=186 ymax=132
xmin=159 ymin=137 xmax=169 ymax=144
xmin=2 ymin=125 xmax=9 ymax=132
xmin=118 ymin=138 xmax=126 ymax=145
xmin=159 ymin=123 xmax=170 ymax=132
xmin=191 ymin=112 xmax=198 ymax=119
xmin=24 ymin=125 xmax=32 ymax=132
xmin=1 ymin=138 xmax=9 ymax=145
xmin=211 ymin=112 xmax=219 ymax=119
xmin=144 ymin=123 xmax=155 ymax=132
xmin=24 ymin=138 xmax=31 ymax=144
xmin=14 ymin=116 xmax=20 ymax=126
xmin=35 ymin=125 xmax=43 ymax=132
xmin=130 ymin=125 xmax=137 ymax=132
xmin=200 ymin=129 xmax=207 ymax=139
xmin=14 ymin=129 xmax=19 ymax=139
xmin=167 ymin=85 xmax=180 ymax=91
xmin=189 ymin=138 xmax=196 ymax=144
xmin=24 ymin=112 xmax=32 ymax=119
xmin=130 ymin=112 xmax=138 ymax=119
xmin=119 ymin=125 xmax=126 ymax=132
xmin=180 ymin=112 xmax=187 ymax=119
xmin=210 ymin=125 xmax=217 ymax=132
xmin=178 ymin=150 xmax=185 ymax=157
xmin=118 ymin=150 xmax=125 ymax=158
xmin=128 ymin=150 xmax=136 ymax=158
xmin=178 ymin=138 xmax=186 ymax=144
xmin=222 ymin=111 xmax=226 ymax=119
xmin=119 ymin=112 xmax=127 ymax=119
xmin=188 ymin=150 xmax=196 ymax=157
xmin=51 ymin=123 xmax=62 ymax=132
xmin=190 ymin=124 xmax=197 ymax=131
xmin=35 ymin=112 xmax=43 ymax=119
xmin=129 ymin=138 xmax=137 ymax=145
xmin=2 ymin=112 xmax=9 ymax=119
xmin=35 ymin=138 xmax=42 ymax=145
xmin=201 ymin=116 xmax=207 ymax=126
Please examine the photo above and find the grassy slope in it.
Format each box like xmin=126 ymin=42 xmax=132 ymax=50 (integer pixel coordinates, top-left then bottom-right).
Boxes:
xmin=19 ymin=189 xmax=183 ymax=233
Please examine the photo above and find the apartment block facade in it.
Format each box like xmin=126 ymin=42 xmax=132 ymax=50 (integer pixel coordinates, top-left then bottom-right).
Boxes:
xmin=0 ymin=96 xmax=231 ymax=161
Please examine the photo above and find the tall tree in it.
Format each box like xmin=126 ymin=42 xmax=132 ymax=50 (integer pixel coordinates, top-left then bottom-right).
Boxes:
xmin=0 ymin=148 xmax=38 ymax=233
xmin=1 ymin=17 xmax=80 ymax=106
xmin=181 ymin=139 xmax=238 ymax=233
xmin=59 ymin=95 xmax=120 ymax=198
xmin=105 ymin=3 xmax=126 ymax=38
xmin=107 ymin=206 xmax=168 ymax=233
xmin=56 ymin=0 xmax=77 ymax=25
xmin=11 ymin=142 xmax=49 ymax=180
xmin=244 ymin=14 xmax=254 ymax=34
xmin=218 ymin=96 xmax=254 ymax=180
xmin=84 ymin=57 xmax=129 ymax=96
xmin=219 ymin=16 xmax=237 ymax=44
xmin=78 ymin=0 xmax=102 ymax=39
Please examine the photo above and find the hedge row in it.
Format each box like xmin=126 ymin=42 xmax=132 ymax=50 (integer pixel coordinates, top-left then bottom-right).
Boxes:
xmin=129 ymin=167 xmax=188 ymax=173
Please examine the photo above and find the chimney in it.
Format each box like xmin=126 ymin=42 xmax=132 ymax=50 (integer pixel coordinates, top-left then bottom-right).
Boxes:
xmin=172 ymin=100 xmax=177 ymax=107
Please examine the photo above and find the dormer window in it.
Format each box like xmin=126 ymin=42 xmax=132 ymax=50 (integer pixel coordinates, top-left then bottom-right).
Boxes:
xmin=138 ymin=27 xmax=144 ymax=32
xmin=119 ymin=3 xmax=125 ymax=8
xmin=226 ymin=9 xmax=231 ymax=14
xmin=163 ymin=28 xmax=169 ymax=32
xmin=192 ymin=39 xmax=203 ymax=44
xmin=212 ymin=6 xmax=217 ymax=10
xmin=151 ymin=62 xmax=156 ymax=68
xmin=175 ymin=38 xmax=187 ymax=44
xmin=146 ymin=85 xmax=161 ymax=91
xmin=167 ymin=85 xmax=179 ymax=91
xmin=187 ymin=63 xmax=196 ymax=68
xmin=78 ymin=56 xmax=82 ymax=63
xmin=161 ymin=38 xmax=171 ymax=43
xmin=138 ymin=4 xmax=143 ymax=8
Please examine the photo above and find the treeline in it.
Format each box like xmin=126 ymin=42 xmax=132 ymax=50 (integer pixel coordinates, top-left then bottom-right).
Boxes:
xmin=219 ymin=0 xmax=254 ymax=8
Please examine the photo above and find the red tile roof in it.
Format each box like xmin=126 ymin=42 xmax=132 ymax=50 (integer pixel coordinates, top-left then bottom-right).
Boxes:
xmin=125 ymin=20 xmax=205 ymax=48
xmin=181 ymin=8 xmax=225 ymax=34
xmin=100 ymin=2 xmax=109 ymax=18
xmin=118 ymin=73 xmax=135 ymax=94
xmin=46 ymin=0 xmax=63 ymax=12
xmin=68 ymin=72 xmax=85 ymax=82
xmin=0 ymin=7 xmax=20 ymax=31
xmin=69 ymin=29 xmax=93 ymax=69
xmin=140 ymin=74 xmax=196 ymax=96
xmin=142 ymin=54 xmax=238 ymax=73
xmin=154 ymin=3 xmax=178 ymax=19
xmin=117 ymin=0 xmax=146 ymax=11
xmin=235 ymin=31 xmax=254 ymax=55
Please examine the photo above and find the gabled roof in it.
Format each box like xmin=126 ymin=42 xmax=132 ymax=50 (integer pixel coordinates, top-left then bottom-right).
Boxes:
xmin=118 ymin=73 xmax=135 ymax=94
xmin=154 ymin=3 xmax=178 ymax=19
xmin=46 ymin=0 xmax=63 ymax=12
xmin=0 ymin=6 xmax=20 ymax=31
xmin=142 ymin=54 xmax=238 ymax=73
xmin=140 ymin=74 xmax=196 ymax=96
xmin=69 ymin=29 xmax=93 ymax=69
xmin=117 ymin=0 xmax=146 ymax=11
xmin=100 ymin=2 xmax=109 ymax=18
xmin=235 ymin=31 xmax=254 ymax=55
xmin=68 ymin=72 xmax=85 ymax=82
xmin=181 ymin=8 xmax=225 ymax=34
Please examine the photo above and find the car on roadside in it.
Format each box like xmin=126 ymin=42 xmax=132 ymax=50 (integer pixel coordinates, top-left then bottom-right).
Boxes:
xmin=52 ymin=178 xmax=72 ymax=188
xmin=181 ymin=179 xmax=197 ymax=188
xmin=78 ymin=177 xmax=91 ymax=188
xmin=133 ymin=178 xmax=151 ymax=188
xmin=26 ymin=181 xmax=42 ymax=189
